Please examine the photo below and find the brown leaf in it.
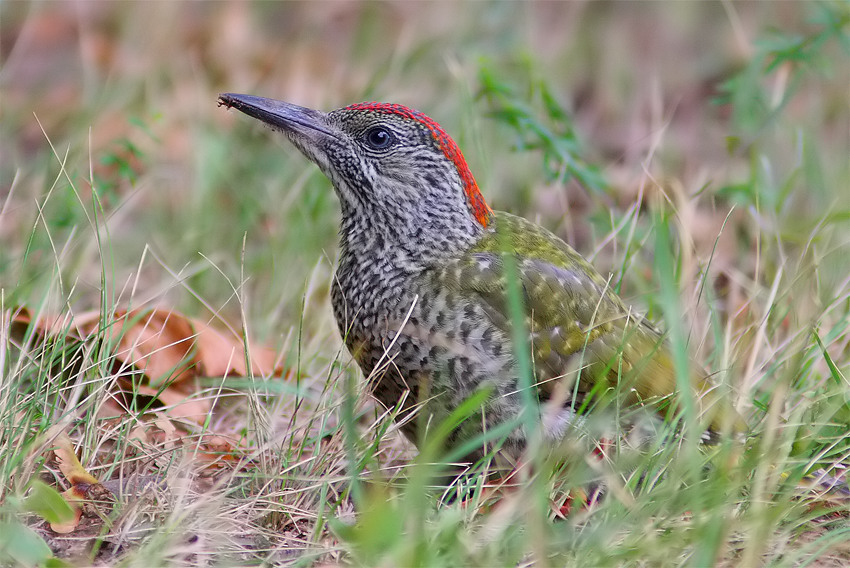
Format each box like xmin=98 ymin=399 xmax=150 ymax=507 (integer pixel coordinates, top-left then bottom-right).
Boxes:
xmin=191 ymin=317 xmax=283 ymax=377
xmin=49 ymin=430 xmax=111 ymax=534
xmin=93 ymin=308 xmax=199 ymax=386
xmin=8 ymin=305 xmax=287 ymax=384
xmin=53 ymin=432 xmax=99 ymax=487
xmin=50 ymin=492 xmax=82 ymax=535
xmin=113 ymin=380 xmax=212 ymax=424
xmin=8 ymin=306 xmax=82 ymax=340
xmin=9 ymin=306 xmax=289 ymax=441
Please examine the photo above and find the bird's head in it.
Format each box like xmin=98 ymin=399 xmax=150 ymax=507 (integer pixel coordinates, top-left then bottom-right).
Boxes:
xmin=219 ymin=94 xmax=492 ymax=258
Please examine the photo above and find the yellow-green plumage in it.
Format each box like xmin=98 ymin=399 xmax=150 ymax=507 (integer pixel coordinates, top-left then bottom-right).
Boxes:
xmin=434 ymin=212 xmax=745 ymax=439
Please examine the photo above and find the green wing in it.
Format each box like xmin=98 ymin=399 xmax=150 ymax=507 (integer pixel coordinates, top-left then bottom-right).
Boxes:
xmin=434 ymin=211 xmax=743 ymax=434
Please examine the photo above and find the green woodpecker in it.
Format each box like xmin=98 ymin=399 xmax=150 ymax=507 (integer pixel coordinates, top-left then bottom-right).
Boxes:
xmin=219 ymin=94 xmax=745 ymax=462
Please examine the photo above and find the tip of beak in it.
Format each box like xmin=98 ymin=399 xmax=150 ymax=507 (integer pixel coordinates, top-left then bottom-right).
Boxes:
xmin=218 ymin=93 xmax=249 ymax=110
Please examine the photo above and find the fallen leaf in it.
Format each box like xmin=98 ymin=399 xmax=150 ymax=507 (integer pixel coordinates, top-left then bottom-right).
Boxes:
xmin=48 ymin=430 xmax=111 ymax=534
xmin=192 ymin=317 xmax=283 ymax=377
xmin=53 ymin=432 xmax=99 ymax=487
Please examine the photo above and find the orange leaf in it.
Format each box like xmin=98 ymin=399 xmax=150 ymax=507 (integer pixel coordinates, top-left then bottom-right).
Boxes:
xmin=48 ymin=430 xmax=110 ymax=534
xmin=50 ymin=491 xmax=82 ymax=534
xmin=94 ymin=308 xmax=199 ymax=386
xmin=53 ymin=432 xmax=99 ymax=487
xmin=191 ymin=318 xmax=283 ymax=377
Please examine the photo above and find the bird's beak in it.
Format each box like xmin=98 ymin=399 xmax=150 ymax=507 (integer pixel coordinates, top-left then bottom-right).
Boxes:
xmin=218 ymin=93 xmax=337 ymax=139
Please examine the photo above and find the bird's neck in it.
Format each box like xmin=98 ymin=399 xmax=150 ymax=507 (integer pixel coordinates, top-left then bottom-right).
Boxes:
xmin=337 ymin=203 xmax=486 ymax=275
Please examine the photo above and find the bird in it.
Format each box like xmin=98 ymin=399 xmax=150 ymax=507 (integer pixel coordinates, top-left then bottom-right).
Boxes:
xmin=218 ymin=93 xmax=745 ymax=465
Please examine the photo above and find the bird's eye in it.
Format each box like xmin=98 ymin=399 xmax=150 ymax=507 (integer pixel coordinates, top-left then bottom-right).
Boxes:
xmin=364 ymin=126 xmax=393 ymax=150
